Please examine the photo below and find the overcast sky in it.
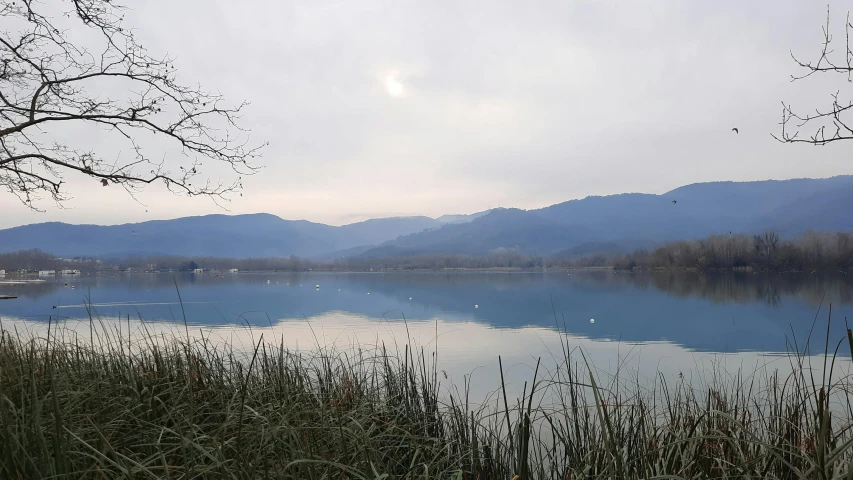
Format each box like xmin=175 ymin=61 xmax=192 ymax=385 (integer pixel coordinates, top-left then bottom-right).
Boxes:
xmin=2 ymin=0 xmax=852 ymax=228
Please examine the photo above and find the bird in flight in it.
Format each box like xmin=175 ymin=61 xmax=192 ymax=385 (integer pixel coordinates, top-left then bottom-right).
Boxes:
xmin=732 ymin=127 xmax=739 ymax=134
xmin=672 ymin=200 xmax=677 ymax=204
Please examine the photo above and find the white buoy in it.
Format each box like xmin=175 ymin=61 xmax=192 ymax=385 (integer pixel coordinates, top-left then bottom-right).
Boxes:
xmin=409 ymin=297 xmax=412 ymax=300
xmin=267 ymin=280 xmax=270 ymax=284
xmin=590 ymin=318 xmax=595 ymax=324
xmin=367 ymin=292 xmax=370 ymax=295
xmin=316 ymin=284 xmax=320 ymax=289
xmin=475 ymin=305 xmax=479 ymax=309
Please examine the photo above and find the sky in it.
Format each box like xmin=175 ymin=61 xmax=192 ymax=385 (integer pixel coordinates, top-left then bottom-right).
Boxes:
xmin=2 ymin=0 xmax=852 ymax=228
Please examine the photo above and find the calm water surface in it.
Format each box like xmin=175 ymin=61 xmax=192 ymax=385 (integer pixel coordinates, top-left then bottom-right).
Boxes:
xmin=2 ymin=271 xmax=851 ymax=400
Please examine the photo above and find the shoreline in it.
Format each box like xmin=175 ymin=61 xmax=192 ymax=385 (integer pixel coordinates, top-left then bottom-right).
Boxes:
xmin=7 ymin=266 xmax=845 ymax=275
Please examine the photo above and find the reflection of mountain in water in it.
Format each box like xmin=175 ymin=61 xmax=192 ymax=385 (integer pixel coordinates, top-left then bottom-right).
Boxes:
xmin=629 ymin=272 xmax=852 ymax=308
xmin=1 ymin=272 xmax=851 ymax=354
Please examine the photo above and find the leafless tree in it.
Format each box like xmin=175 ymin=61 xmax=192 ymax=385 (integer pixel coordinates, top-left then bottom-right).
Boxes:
xmin=776 ymin=7 xmax=853 ymax=145
xmin=0 ymin=0 xmax=264 ymax=210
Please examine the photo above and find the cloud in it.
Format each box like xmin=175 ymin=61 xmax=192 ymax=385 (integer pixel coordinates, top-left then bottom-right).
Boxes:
xmin=2 ymin=0 xmax=851 ymax=228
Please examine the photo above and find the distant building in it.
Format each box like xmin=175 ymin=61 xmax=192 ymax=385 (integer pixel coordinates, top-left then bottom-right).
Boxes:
xmin=193 ymin=268 xmax=204 ymax=274
xmin=0 ymin=270 xmax=5 ymax=276
xmin=60 ymin=269 xmax=81 ymax=275
xmin=18 ymin=269 xmax=28 ymax=274
xmin=228 ymin=268 xmax=239 ymax=273
xmin=38 ymin=270 xmax=56 ymax=276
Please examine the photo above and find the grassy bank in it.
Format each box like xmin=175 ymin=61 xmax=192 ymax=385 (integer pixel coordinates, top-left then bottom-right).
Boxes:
xmin=2 ymin=318 xmax=853 ymax=479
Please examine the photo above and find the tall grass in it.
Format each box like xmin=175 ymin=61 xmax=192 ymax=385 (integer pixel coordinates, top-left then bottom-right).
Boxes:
xmin=1 ymin=311 xmax=853 ymax=478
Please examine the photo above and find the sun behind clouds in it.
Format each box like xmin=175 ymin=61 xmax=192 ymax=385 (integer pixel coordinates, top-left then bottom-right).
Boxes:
xmin=384 ymin=72 xmax=406 ymax=98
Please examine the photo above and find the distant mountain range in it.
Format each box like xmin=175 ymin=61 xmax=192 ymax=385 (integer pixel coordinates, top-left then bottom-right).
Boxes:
xmin=1 ymin=176 xmax=852 ymax=259
xmin=0 ymin=214 xmax=458 ymax=259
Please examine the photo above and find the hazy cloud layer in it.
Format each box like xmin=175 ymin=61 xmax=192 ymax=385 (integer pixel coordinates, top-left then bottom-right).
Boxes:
xmin=2 ymin=0 xmax=851 ymax=228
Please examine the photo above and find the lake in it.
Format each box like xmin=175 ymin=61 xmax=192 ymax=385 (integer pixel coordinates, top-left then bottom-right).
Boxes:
xmin=1 ymin=271 xmax=852 ymax=401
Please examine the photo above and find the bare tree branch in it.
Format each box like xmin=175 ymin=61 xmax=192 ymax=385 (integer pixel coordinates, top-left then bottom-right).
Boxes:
xmin=775 ymin=7 xmax=853 ymax=147
xmin=0 ymin=0 xmax=265 ymax=211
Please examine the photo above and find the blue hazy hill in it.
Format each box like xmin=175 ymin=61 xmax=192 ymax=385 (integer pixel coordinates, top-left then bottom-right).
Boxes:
xmin=2 ymin=176 xmax=851 ymax=258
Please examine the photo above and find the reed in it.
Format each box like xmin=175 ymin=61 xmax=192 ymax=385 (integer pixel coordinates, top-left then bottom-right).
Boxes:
xmin=1 ymin=309 xmax=852 ymax=479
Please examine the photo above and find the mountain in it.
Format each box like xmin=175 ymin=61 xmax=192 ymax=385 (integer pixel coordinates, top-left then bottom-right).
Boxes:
xmin=310 ymin=216 xmax=445 ymax=260
xmin=336 ymin=216 xmax=443 ymax=247
xmin=0 ymin=214 xmax=455 ymax=259
xmin=2 ymin=176 xmax=851 ymax=259
xmin=361 ymin=208 xmax=595 ymax=257
xmin=748 ymin=185 xmax=853 ymax=235
xmin=436 ymin=210 xmax=492 ymax=224
xmin=0 ymin=214 xmax=325 ymax=258
xmin=360 ymin=176 xmax=853 ymax=257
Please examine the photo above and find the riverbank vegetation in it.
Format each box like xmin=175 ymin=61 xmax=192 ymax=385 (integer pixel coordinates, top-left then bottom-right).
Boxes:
xmin=2 ymin=315 xmax=853 ymax=478
xmin=611 ymin=231 xmax=853 ymax=272
xmin=3 ymin=230 xmax=853 ymax=275
xmin=1 ymin=250 xmax=557 ymax=274
xmin=0 ymin=250 xmax=100 ymax=274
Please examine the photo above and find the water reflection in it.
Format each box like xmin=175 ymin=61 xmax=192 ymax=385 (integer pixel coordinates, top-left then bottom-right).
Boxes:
xmin=4 ymin=271 xmax=851 ymax=307
xmin=2 ymin=313 xmax=829 ymax=406
xmin=0 ymin=271 xmax=851 ymax=354
xmin=626 ymin=272 xmax=852 ymax=307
